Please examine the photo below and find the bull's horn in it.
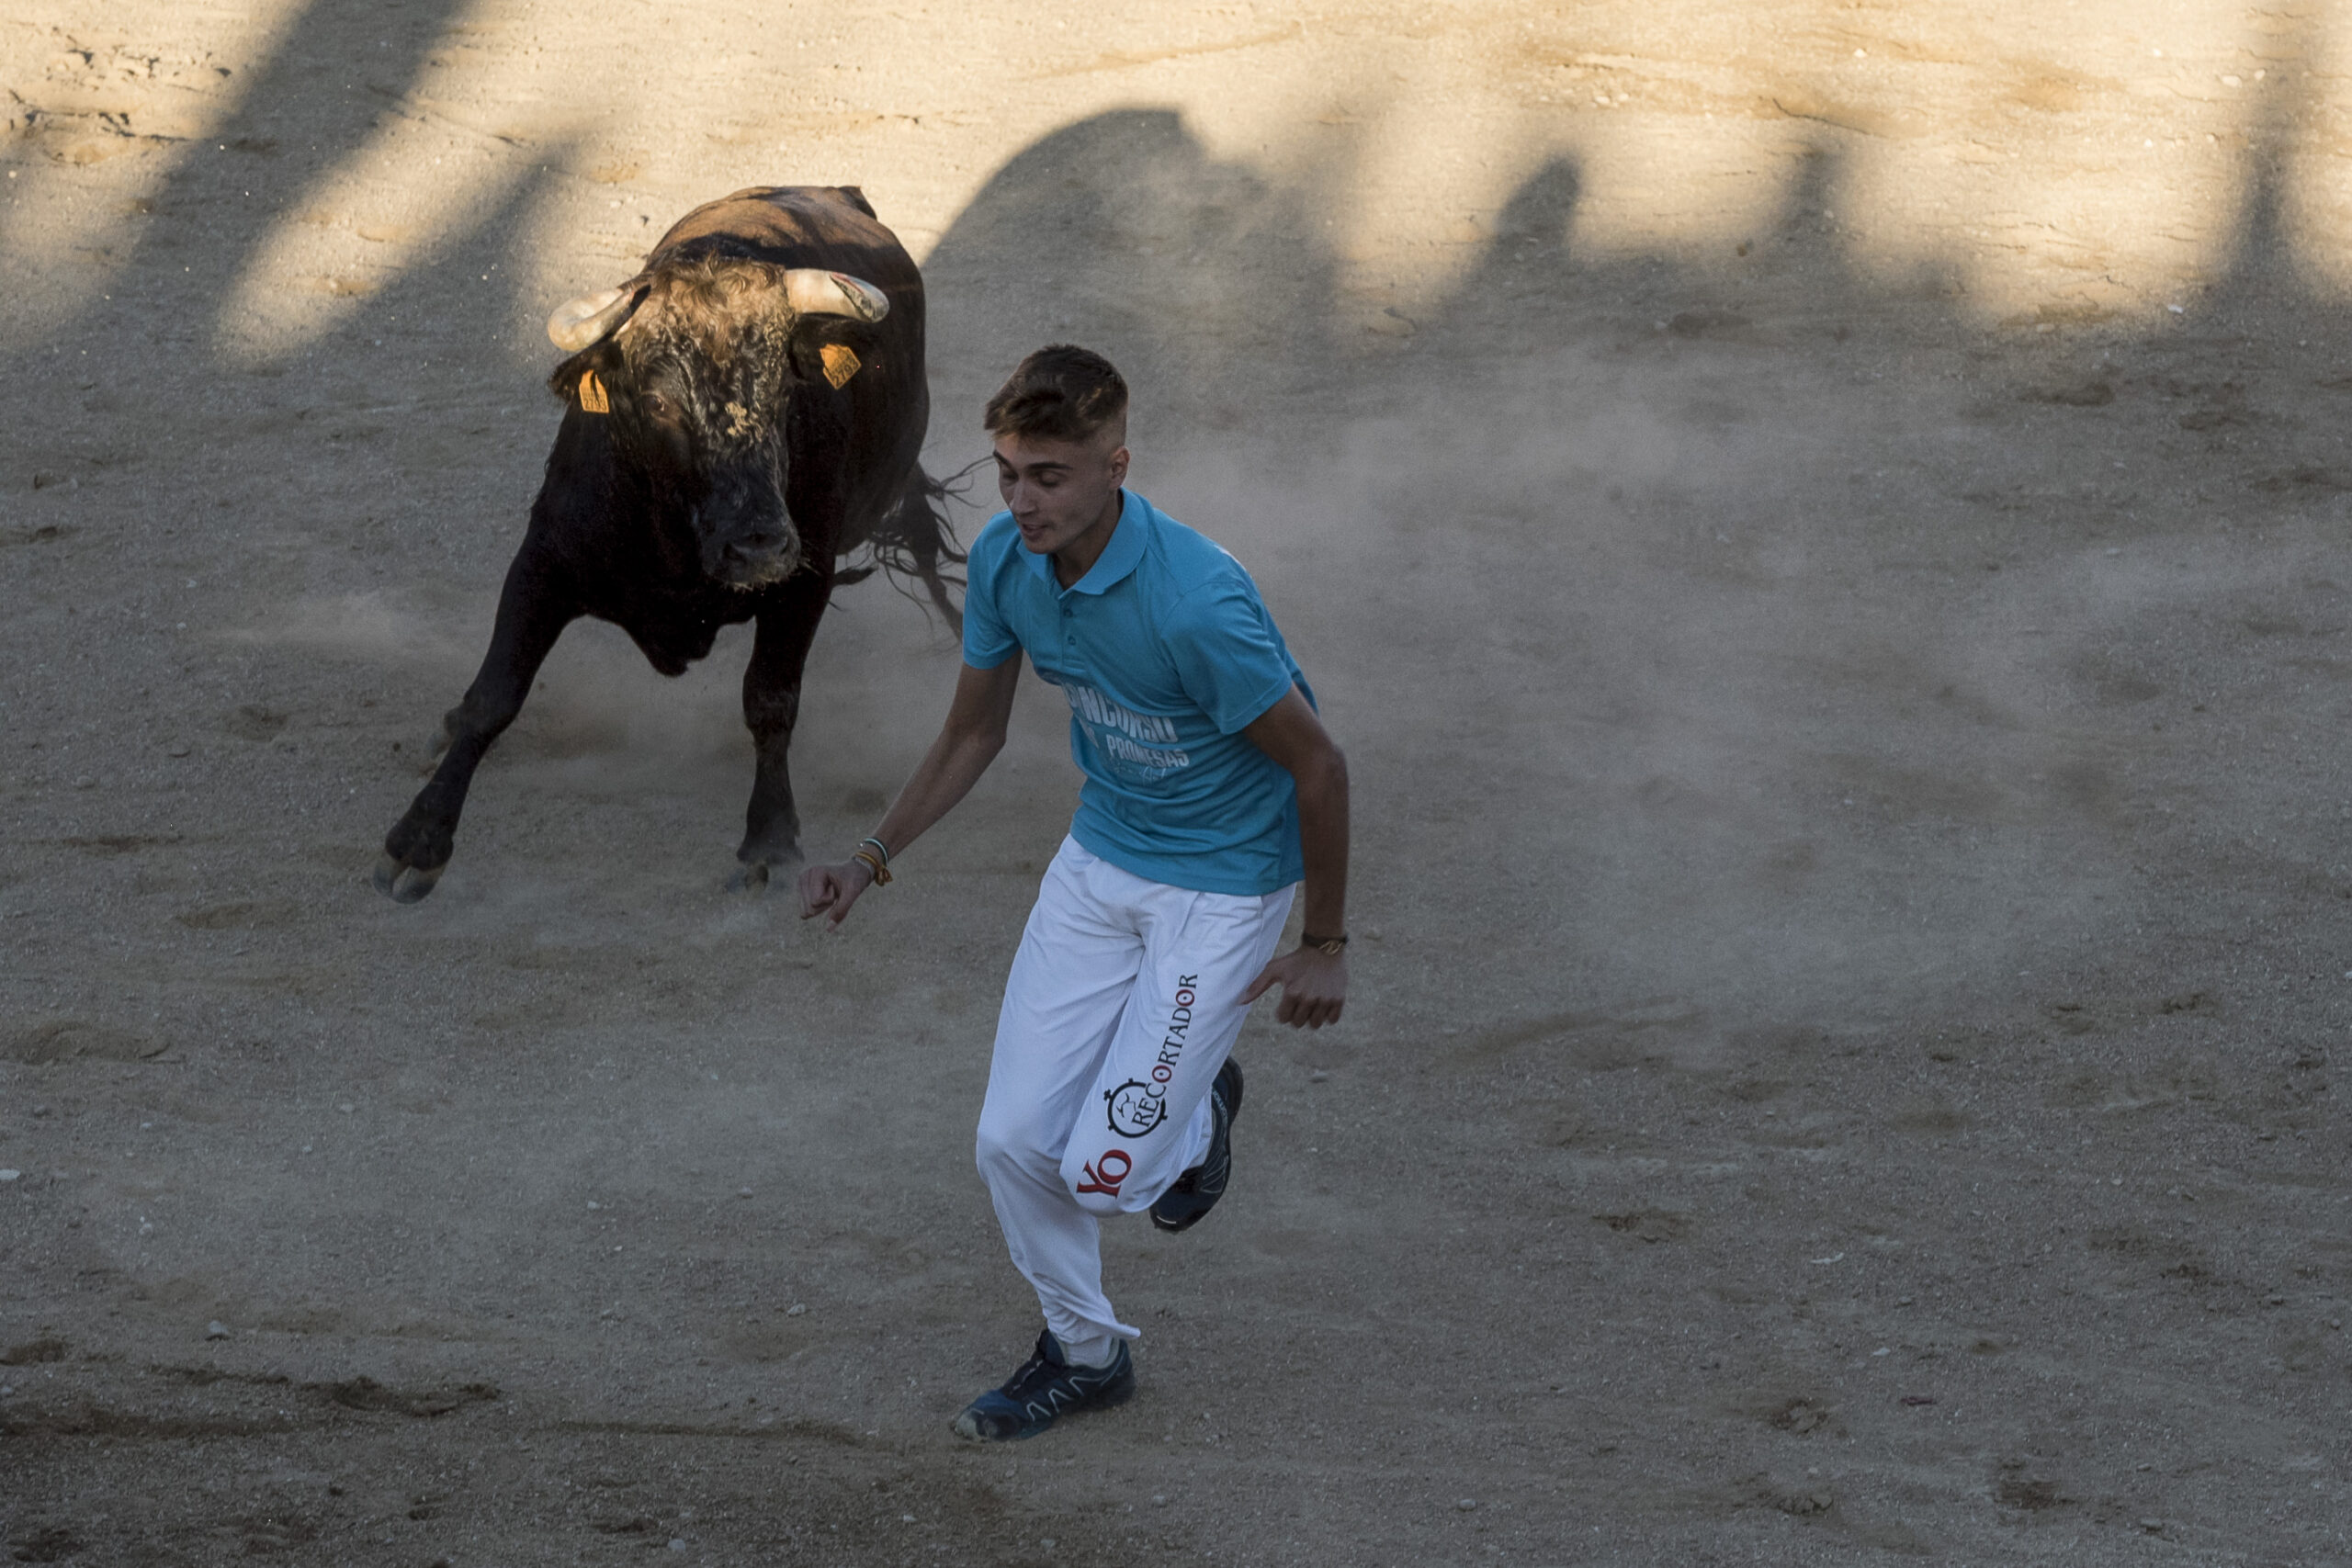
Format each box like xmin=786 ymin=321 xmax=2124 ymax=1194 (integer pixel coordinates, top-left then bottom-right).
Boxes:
xmin=783 ymin=269 xmax=889 ymax=323
xmin=546 ymin=285 xmax=639 ymax=351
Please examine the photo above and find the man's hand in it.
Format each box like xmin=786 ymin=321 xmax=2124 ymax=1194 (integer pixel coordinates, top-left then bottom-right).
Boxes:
xmin=798 ymin=859 xmax=876 ymax=927
xmin=1242 ymin=947 xmax=1347 ymax=1029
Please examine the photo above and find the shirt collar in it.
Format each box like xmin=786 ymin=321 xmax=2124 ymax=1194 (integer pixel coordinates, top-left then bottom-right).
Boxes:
xmin=1026 ymin=490 xmax=1148 ymax=597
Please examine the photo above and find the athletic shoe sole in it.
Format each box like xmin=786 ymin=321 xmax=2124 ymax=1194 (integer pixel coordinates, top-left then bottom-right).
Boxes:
xmin=1150 ymin=1058 xmax=1244 ymax=1233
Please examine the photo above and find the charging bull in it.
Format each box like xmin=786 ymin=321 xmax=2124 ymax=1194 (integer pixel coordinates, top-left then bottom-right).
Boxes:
xmin=374 ymin=185 xmax=960 ymax=903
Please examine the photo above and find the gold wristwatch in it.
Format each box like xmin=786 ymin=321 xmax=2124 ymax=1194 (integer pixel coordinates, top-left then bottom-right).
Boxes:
xmin=1300 ymin=931 xmax=1349 ymax=955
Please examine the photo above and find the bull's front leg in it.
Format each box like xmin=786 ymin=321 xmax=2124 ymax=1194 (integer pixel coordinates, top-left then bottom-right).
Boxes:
xmin=729 ymin=569 xmax=832 ymax=891
xmin=375 ymin=551 xmax=579 ymax=903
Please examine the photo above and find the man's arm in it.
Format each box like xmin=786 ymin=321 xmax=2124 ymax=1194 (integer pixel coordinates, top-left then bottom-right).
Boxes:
xmin=798 ymin=658 xmax=1023 ymax=926
xmin=1238 ymin=685 xmax=1349 ymax=1029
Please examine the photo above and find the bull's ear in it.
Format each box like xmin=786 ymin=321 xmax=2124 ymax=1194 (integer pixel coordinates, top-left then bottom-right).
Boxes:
xmin=547 ymin=338 xmax=623 ymax=406
xmin=788 ymin=316 xmax=878 ymax=391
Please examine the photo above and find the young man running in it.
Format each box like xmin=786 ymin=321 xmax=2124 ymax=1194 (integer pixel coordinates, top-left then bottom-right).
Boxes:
xmin=798 ymin=344 xmax=1349 ymax=1442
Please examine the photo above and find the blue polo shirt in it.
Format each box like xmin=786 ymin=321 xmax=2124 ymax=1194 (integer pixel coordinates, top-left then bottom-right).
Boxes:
xmin=963 ymin=491 xmax=1310 ymax=896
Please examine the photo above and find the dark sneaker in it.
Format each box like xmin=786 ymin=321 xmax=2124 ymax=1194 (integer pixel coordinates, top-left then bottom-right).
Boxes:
xmin=950 ymin=1330 xmax=1136 ymax=1442
xmin=1151 ymin=1058 xmax=1244 ymax=1234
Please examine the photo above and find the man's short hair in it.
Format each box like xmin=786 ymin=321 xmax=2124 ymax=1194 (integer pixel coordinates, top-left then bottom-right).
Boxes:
xmin=984 ymin=345 xmax=1128 ymax=444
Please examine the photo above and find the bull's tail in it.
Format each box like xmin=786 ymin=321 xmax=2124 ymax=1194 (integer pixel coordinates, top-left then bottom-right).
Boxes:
xmin=834 ymin=463 xmax=970 ymax=635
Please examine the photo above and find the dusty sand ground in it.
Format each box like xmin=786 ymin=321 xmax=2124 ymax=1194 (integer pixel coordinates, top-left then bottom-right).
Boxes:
xmin=6 ymin=2 xmax=2352 ymax=1562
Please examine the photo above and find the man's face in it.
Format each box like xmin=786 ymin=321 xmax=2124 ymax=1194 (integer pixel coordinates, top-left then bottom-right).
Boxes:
xmin=993 ymin=425 xmax=1128 ymax=557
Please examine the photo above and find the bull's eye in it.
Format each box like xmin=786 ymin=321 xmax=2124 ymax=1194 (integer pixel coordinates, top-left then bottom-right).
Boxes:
xmin=639 ymin=391 xmax=676 ymax=421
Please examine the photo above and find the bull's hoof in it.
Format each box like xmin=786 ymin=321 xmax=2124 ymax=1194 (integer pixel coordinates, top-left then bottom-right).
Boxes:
xmin=727 ymin=844 xmax=802 ymax=893
xmin=373 ymin=853 xmax=447 ymax=904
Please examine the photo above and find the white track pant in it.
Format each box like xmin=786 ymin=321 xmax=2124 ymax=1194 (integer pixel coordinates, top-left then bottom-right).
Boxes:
xmin=976 ymin=837 xmax=1295 ymax=1355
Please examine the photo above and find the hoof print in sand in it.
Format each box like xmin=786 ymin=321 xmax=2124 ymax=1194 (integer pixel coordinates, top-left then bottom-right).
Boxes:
xmin=1762 ymin=1396 xmax=1840 ymax=1437
xmin=1594 ymin=1209 xmax=1690 ymax=1244
xmin=1 ymin=1019 xmax=165 ymax=1065
xmin=324 ymin=1376 xmax=499 ymax=1418
xmin=7 ymin=1524 xmax=85 ymax=1563
xmin=1742 ymin=1473 xmax=1836 ymax=1517
xmin=1994 ymin=1472 xmax=2068 ymax=1512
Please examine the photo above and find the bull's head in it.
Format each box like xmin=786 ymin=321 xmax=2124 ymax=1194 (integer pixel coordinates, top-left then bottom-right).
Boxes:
xmin=544 ymin=260 xmax=889 ymax=589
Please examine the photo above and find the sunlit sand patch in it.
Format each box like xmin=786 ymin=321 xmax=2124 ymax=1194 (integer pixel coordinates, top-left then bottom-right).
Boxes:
xmin=9 ymin=0 xmax=2352 ymax=361
xmin=0 ymin=2 xmax=296 ymax=348
xmin=194 ymin=0 xmax=620 ymax=362
xmin=1258 ymin=0 xmax=2332 ymax=326
xmin=1557 ymin=118 xmax=1808 ymax=263
xmin=214 ymin=128 xmax=545 ymax=364
xmin=2270 ymin=11 xmax=2352 ymax=294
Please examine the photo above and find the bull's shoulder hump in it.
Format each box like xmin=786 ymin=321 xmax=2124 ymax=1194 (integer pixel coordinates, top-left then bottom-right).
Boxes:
xmin=650 ymin=186 xmax=903 ymax=268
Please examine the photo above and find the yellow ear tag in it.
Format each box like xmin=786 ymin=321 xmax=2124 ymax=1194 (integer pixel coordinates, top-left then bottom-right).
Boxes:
xmin=820 ymin=344 xmax=862 ymax=389
xmin=576 ymin=369 xmax=610 ymax=414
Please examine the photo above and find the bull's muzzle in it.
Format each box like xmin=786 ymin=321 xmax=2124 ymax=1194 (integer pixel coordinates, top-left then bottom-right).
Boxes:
xmin=695 ymin=453 xmax=800 ymax=589
xmin=695 ymin=502 xmax=801 ymax=589
xmin=717 ymin=530 xmax=801 ymax=588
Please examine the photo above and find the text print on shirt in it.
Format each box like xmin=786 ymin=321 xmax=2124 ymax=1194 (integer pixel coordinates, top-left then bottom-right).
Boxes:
xmin=1065 ymin=682 xmax=1191 ymax=782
